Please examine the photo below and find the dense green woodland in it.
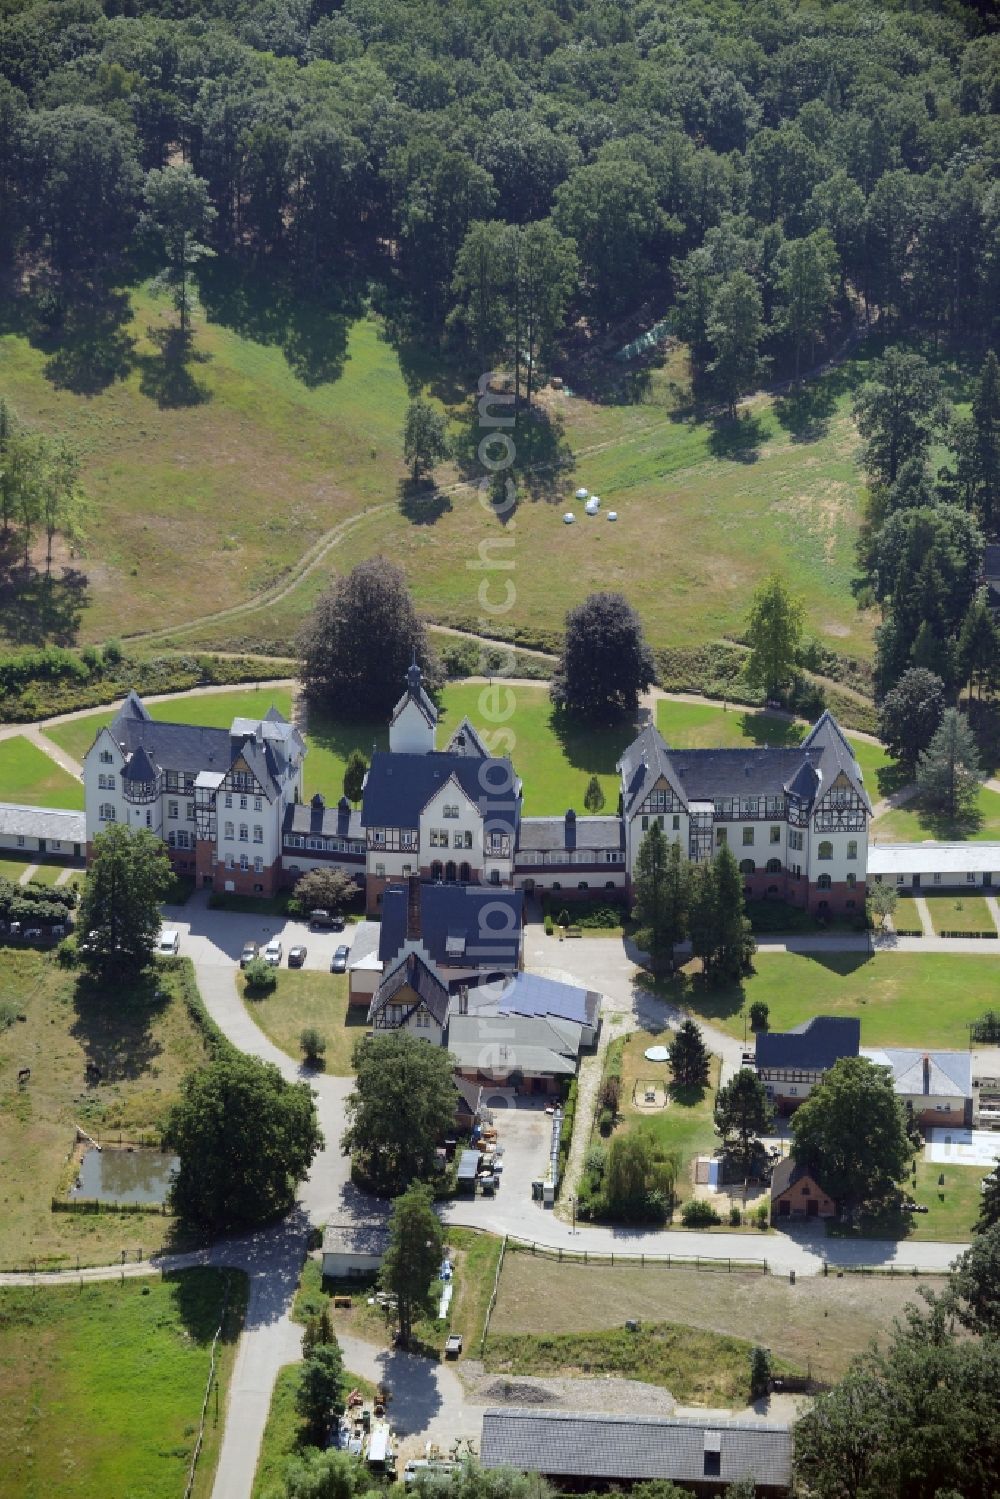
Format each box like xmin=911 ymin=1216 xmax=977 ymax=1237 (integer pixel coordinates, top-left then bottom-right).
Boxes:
xmin=0 ymin=0 xmax=997 ymax=366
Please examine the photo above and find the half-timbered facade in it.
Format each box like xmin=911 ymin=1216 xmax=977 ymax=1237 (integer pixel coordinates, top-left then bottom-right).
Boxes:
xmin=617 ymin=710 xmax=872 ymax=916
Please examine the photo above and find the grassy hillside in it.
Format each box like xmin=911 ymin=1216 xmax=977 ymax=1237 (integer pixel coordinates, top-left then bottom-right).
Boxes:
xmin=1 ymin=281 xmax=880 ymax=663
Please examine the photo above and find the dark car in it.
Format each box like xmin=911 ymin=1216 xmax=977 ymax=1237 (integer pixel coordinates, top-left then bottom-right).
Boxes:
xmin=330 ymin=944 xmax=351 ymax=973
xmin=288 ymin=945 xmax=308 ymax=968
xmin=309 ymin=909 xmax=345 ymax=932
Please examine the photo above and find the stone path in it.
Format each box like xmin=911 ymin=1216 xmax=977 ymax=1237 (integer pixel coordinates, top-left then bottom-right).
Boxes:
xmin=914 ymin=896 xmax=935 ymax=937
xmin=986 ymin=895 xmax=1000 ymax=935
xmin=17 ymin=864 xmax=37 ymax=885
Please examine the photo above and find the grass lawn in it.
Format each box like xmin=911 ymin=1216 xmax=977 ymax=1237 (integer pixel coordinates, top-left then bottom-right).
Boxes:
xmin=440 ymin=682 xmax=627 ymax=815
xmin=24 ymin=863 xmax=72 ymax=887
xmin=649 ymin=951 xmax=1000 ymax=1050
xmin=0 ymin=858 xmax=28 ymax=882
xmin=0 ymin=736 xmax=83 ymax=809
xmin=240 ymin=970 xmax=360 ymax=1075
xmin=874 ymin=784 xmax=1000 ymax=843
xmin=922 ymin=893 xmax=997 ymax=936
xmin=252 ymin=1362 xmax=378 ymax=1499
xmin=0 ymin=952 xmax=209 ymax=1269
xmin=830 ymin=1156 xmax=989 ymax=1243
xmin=490 ymin=1253 xmax=941 ymax=1385
xmin=0 ymin=1267 xmax=245 ymax=1499
xmin=483 ymin=1320 xmax=797 ymax=1407
xmin=611 ymin=1030 xmax=720 ymax=1207
xmin=891 ymin=895 xmax=924 ymax=934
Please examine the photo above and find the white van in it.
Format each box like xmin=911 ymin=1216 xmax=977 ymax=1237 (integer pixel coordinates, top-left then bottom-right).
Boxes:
xmin=158 ymin=929 xmax=180 ymax=955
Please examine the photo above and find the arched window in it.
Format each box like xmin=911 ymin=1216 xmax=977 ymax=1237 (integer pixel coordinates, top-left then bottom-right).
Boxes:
xmin=846 ymin=872 xmax=857 ymax=888
xmin=766 ymin=858 xmax=782 ymax=874
xmin=551 ymin=882 xmax=561 ymax=891
xmin=605 ymin=881 xmax=616 ymax=890
xmin=578 ymin=881 xmax=589 ymax=890
xmin=847 ymin=840 xmax=858 ymax=860
xmin=739 ymin=859 xmax=755 ymax=875
xmin=767 ymin=884 xmax=779 ymax=895
xmin=459 ymin=861 xmax=471 ymax=883
xmin=431 ymin=861 xmax=443 ymax=881
xmin=445 ymin=860 xmax=457 ymax=882
xmin=817 ymin=873 xmax=832 ymax=890
xmin=818 ymin=841 xmax=833 ymax=861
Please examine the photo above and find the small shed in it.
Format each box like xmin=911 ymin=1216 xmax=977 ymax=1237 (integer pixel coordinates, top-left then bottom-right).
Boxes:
xmin=770 ymin=1158 xmax=836 ymax=1224
xmin=321 ymin=1221 xmax=390 ymax=1279
xmin=456 ymin=1149 xmax=481 ymax=1194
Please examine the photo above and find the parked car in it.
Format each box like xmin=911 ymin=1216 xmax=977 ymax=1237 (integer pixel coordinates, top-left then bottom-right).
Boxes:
xmin=263 ymin=938 xmax=283 ymax=966
xmin=23 ymin=926 xmax=43 ymax=941
xmin=330 ymin=944 xmax=351 ymax=973
xmin=309 ymin=909 xmax=344 ymax=931
xmin=288 ymin=945 xmax=307 ymax=968
xmin=240 ymin=940 xmax=260 ymax=968
xmin=157 ymin=929 xmax=180 ymax=955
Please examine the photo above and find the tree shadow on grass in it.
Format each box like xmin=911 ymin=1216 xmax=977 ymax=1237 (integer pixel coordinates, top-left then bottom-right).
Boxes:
xmin=549 ymin=706 xmax=635 ymax=780
xmin=669 ymin=1079 xmax=708 ymax=1106
xmin=70 ymin=971 xmax=168 ymax=1085
xmin=166 ymin=1265 xmax=248 ymax=1346
xmin=0 ymin=276 xmax=136 ymax=396
xmin=450 ymin=402 xmax=574 ymax=505
xmin=197 ymin=260 xmax=362 ymax=389
xmin=301 ymin=702 xmax=388 ymax=767
xmin=708 ymin=410 xmax=767 ymax=463
xmin=398 ymin=477 xmax=453 ymax=525
xmin=772 ymin=361 xmax=856 ymax=444
xmin=737 ymin=711 xmax=803 ymax=748
xmin=138 ymin=326 xmax=213 ymax=408
xmin=0 ymin=564 xmax=89 ymax=646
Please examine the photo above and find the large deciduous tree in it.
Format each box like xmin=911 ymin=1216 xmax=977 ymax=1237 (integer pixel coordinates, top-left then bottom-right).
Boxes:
xmin=379 ymin=1182 xmax=443 ymax=1345
xmin=950 ymin=1224 xmax=1000 ymax=1338
xmin=876 ymin=667 xmax=945 ymax=769
xmin=947 ymin=350 xmax=1000 ymax=532
xmin=632 ymin=824 xmax=689 ymax=976
xmin=298 ymin=557 xmax=438 ymax=720
xmin=296 ymin=1342 xmax=346 ymax=1442
xmin=852 ymin=350 xmax=950 ymax=487
xmin=791 ymin=1056 xmax=914 ymax=1217
xmin=707 ymin=271 xmax=765 ymax=417
xmin=551 ymin=592 xmax=655 ymax=724
xmin=291 ymin=867 xmax=358 ymax=917
xmin=775 ymin=230 xmax=838 ymax=380
xmin=403 ymin=398 xmax=449 ymax=483
xmin=76 ymin=823 xmax=172 ymax=982
xmin=164 ymin=1052 xmax=323 ymax=1231
xmin=745 ymin=574 xmax=804 ymax=701
xmin=342 ymin=1031 xmax=458 ymax=1195
xmin=915 ymin=707 xmax=982 ymax=824
xmin=143 ymin=163 xmax=216 ymax=336
xmin=714 ymin=1068 xmax=772 ymax=1175
xmin=25 ymin=105 xmax=142 ymax=278
xmin=976 ymin=1162 xmax=1000 ymax=1235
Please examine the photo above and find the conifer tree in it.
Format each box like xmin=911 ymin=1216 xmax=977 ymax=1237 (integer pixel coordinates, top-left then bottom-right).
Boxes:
xmin=916 ymin=708 xmax=982 ymax=823
xmin=633 ymin=823 xmax=689 ymax=976
xmin=670 ymin=1018 xmax=710 ymax=1091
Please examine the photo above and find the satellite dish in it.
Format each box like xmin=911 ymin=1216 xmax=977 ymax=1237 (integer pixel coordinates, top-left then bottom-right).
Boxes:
xmin=563 ymin=512 xmax=575 ymax=524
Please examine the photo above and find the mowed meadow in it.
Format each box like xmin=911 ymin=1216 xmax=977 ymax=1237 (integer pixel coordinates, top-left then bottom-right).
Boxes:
xmin=1 ymin=272 xmax=877 ymax=661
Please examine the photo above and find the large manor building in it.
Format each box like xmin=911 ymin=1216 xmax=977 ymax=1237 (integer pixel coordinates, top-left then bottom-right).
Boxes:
xmin=82 ymin=671 xmax=871 ymax=916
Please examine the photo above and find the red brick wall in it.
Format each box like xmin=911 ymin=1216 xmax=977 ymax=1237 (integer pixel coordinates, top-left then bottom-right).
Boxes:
xmin=808 ymin=879 xmax=866 ymax=916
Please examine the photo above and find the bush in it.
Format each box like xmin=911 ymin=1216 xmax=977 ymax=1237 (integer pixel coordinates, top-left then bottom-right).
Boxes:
xmin=750 ymin=1345 xmax=773 ymax=1399
xmin=300 ymin=1027 xmax=327 ymax=1065
xmin=55 ymin=938 xmax=78 ymax=968
xmin=729 ymin=1204 xmax=742 ymax=1226
xmin=557 ymin=908 xmax=570 ymax=929
xmin=755 ymin=1203 xmax=770 ymax=1230
xmin=243 ymin=958 xmax=277 ymax=993
xmin=544 ymin=914 xmax=554 ymax=936
xmin=749 ymin=1001 xmax=769 ymax=1032
xmin=681 ymin=1199 xmax=721 ymax=1227
xmin=584 ymin=1144 xmax=607 ymax=1179
xmin=598 ymin=1075 xmax=621 ymax=1115
xmin=598 ymin=1107 xmax=614 ymax=1137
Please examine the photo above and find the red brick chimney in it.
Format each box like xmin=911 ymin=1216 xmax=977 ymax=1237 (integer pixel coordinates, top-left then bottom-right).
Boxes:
xmin=406 ymin=875 xmax=422 ymax=940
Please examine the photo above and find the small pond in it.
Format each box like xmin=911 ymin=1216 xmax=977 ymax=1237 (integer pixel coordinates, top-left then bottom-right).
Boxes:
xmin=72 ymin=1146 xmax=179 ymax=1205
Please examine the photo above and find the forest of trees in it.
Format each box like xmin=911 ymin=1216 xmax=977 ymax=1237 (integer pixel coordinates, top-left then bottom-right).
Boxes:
xmin=0 ymin=0 xmax=996 ymax=408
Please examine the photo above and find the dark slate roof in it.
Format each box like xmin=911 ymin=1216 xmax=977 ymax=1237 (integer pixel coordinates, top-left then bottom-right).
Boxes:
xmin=801 ymin=710 xmax=872 ymax=813
xmin=668 ymin=747 xmax=822 ymax=801
xmin=480 ymin=1410 xmax=793 ymax=1488
xmin=984 ymin=543 xmax=1000 ymax=580
xmin=444 ymin=718 xmax=489 ymax=758
xmin=371 ymin=951 xmax=450 ymax=1027
xmin=123 ymin=743 xmax=157 ymax=783
xmin=362 ymin=749 xmax=520 ymax=830
xmin=378 ymin=882 xmax=523 ymax=971
xmin=517 ymin=815 xmax=624 ymax=853
xmin=617 ymin=723 xmax=684 ymax=816
xmin=756 ymin=1016 xmax=861 ymax=1071
xmin=118 ymin=689 xmax=151 ymax=722
xmin=391 ymin=663 xmax=438 ymax=729
xmin=109 ymin=715 xmax=233 ymax=776
xmin=467 ymin=971 xmax=600 ymax=1032
xmin=283 ymin=795 xmax=363 ymax=840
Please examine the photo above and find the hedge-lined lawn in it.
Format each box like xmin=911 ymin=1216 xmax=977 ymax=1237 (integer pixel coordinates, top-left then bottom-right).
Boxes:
xmin=240 ymin=969 xmax=361 ymax=1074
xmin=0 ymin=952 xmax=208 ymax=1269
xmin=922 ymin=893 xmax=997 ymax=936
xmin=891 ymin=895 xmax=924 ymax=933
xmin=652 ymin=951 xmax=1000 ymax=1049
xmin=0 ymin=735 xmax=83 ymax=809
xmin=24 ymin=863 xmax=71 ymax=887
xmin=0 ymin=1268 xmax=244 ymax=1499
xmin=833 ymin=1156 xmax=989 ymax=1244
xmin=610 ymin=1031 xmax=720 ymax=1207
xmin=875 ymin=784 xmax=1000 ymax=843
xmin=439 ymin=682 xmax=627 ymax=815
xmin=0 ymin=857 xmax=28 ymax=882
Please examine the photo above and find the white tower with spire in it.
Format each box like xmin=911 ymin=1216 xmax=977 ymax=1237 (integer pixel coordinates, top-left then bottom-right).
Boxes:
xmin=388 ymin=660 xmax=437 ymax=754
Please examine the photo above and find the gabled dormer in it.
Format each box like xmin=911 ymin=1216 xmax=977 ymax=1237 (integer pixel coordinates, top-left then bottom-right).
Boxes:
xmin=444 ymin=718 xmax=489 ymax=759
xmin=389 ymin=661 xmax=437 ymax=754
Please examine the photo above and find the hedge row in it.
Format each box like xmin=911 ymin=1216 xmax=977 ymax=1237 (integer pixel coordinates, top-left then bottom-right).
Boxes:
xmin=0 ymin=647 xmax=293 ymax=724
xmin=556 ymin=1076 xmax=579 ymax=1194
